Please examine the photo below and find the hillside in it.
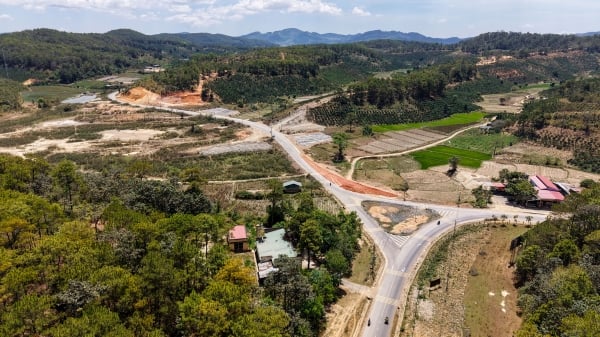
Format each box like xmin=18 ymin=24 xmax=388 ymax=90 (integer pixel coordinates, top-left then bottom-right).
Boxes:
xmin=515 ymin=77 xmax=600 ymax=173
xmin=0 ymin=29 xmax=273 ymax=83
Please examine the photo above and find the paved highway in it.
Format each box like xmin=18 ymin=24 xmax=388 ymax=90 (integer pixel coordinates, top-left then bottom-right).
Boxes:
xmin=108 ymin=93 xmax=551 ymax=337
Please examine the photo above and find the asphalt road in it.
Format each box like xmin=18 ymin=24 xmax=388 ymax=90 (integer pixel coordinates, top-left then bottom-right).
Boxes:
xmin=108 ymin=93 xmax=551 ymax=337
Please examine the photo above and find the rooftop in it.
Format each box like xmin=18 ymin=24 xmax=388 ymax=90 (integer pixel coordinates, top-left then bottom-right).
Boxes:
xmin=283 ymin=180 xmax=302 ymax=187
xmin=537 ymin=175 xmax=560 ymax=191
xmin=529 ymin=176 xmax=546 ymax=190
xmin=537 ymin=189 xmax=565 ymax=202
xmin=256 ymin=228 xmax=297 ymax=262
xmin=229 ymin=225 xmax=247 ymax=241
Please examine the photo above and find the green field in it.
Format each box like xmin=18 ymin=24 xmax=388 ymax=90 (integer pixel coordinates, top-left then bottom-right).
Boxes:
xmin=444 ymin=129 xmax=520 ymax=155
xmin=410 ymin=145 xmax=491 ymax=169
xmin=372 ymin=111 xmax=486 ymax=133
xmin=21 ymin=85 xmax=85 ymax=103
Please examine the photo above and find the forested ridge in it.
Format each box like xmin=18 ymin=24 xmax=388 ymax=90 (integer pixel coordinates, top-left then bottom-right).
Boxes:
xmin=460 ymin=31 xmax=600 ymax=54
xmin=142 ymin=43 xmax=390 ymax=102
xmin=0 ymin=28 xmax=272 ymax=83
xmin=514 ymin=183 xmax=600 ymax=336
xmin=307 ymin=58 xmax=480 ymax=126
xmin=0 ymin=154 xmax=361 ymax=337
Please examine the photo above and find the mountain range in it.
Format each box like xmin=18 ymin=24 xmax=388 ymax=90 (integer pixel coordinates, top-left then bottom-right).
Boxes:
xmin=240 ymin=28 xmax=462 ymax=46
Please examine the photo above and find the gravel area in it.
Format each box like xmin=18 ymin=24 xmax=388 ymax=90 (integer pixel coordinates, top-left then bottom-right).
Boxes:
xmin=199 ymin=141 xmax=272 ymax=155
xmin=294 ymin=132 xmax=332 ymax=147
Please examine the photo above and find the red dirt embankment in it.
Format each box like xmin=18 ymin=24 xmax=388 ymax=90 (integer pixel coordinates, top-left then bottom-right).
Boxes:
xmin=120 ymin=86 xmax=204 ymax=106
xmin=302 ymin=154 xmax=398 ymax=197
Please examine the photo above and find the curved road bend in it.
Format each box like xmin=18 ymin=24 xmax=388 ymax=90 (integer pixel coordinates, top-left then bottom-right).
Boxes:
xmin=108 ymin=93 xmax=551 ymax=337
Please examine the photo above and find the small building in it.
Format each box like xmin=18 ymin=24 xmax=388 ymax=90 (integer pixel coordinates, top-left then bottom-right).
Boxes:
xmin=228 ymin=225 xmax=249 ymax=253
xmin=283 ymin=180 xmax=302 ymax=194
xmin=529 ymin=175 xmax=565 ymax=206
xmin=255 ymin=228 xmax=297 ymax=279
xmin=555 ymin=182 xmax=581 ymax=195
xmin=486 ymin=182 xmax=506 ymax=192
xmin=142 ymin=65 xmax=164 ymax=73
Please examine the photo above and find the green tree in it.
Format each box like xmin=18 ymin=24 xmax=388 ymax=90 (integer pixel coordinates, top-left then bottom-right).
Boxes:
xmin=90 ymin=266 xmax=143 ymax=316
xmin=332 ymin=133 xmax=348 ymax=163
xmin=266 ymin=179 xmax=285 ymax=227
xmin=230 ymin=305 xmax=290 ymax=337
xmin=548 ymin=239 xmax=581 ymax=266
xmin=516 ymin=245 xmax=543 ymax=284
xmin=299 ymin=219 xmax=322 ymax=270
xmin=48 ymin=305 xmax=134 ymax=337
xmin=0 ymin=294 xmax=56 ymax=336
xmin=177 ymin=292 xmax=229 ymax=337
xmin=561 ymin=310 xmax=600 ymax=337
xmin=505 ymin=180 xmax=537 ymax=205
xmin=51 ymin=159 xmax=82 ymax=214
xmin=447 ymin=156 xmax=459 ymax=175
xmin=324 ymin=249 xmax=349 ymax=285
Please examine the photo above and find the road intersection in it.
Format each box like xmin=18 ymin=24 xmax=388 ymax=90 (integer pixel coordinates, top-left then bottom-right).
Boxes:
xmin=109 ymin=92 xmax=551 ymax=337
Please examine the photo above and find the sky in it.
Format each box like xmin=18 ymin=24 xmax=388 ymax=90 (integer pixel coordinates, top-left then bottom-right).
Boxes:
xmin=0 ymin=0 xmax=599 ymax=38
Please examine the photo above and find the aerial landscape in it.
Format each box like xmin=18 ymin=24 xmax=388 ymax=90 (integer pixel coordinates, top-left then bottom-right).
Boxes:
xmin=1 ymin=1 xmax=600 ymax=337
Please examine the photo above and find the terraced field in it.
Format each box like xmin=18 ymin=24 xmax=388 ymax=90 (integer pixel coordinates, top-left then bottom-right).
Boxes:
xmin=356 ymin=129 xmax=447 ymax=155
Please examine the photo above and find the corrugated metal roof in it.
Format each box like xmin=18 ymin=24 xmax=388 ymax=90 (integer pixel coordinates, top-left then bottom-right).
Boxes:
xmin=256 ymin=228 xmax=297 ymax=261
xmin=283 ymin=180 xmax=302 ymax=187
xmin=537 ymin=175 xmax=560 ymax=191
xmin=537 ymin=189 xmax=564 ymax=202
xmin=529 ymin=176 xmax=546 ymax=190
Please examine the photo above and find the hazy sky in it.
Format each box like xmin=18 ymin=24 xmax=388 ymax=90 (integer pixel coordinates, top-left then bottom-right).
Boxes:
xmin=0 ymin=0 xmax=599 ymax=37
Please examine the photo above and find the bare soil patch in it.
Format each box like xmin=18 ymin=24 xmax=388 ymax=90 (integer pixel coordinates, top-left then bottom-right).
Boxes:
xmin=120 ymin=86 xmax=208 ymax=107
xmin=323 ymin=293 xmax=368 ymax=337
xmin=478 ymin=87 xmax=546 ymax=114
xmin=495 ymin=141 xmax=573 ymax=166
xmin=363 ymin=201 xmax=439 ymax=235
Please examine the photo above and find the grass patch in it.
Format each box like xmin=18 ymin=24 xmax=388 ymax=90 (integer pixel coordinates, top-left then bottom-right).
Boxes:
xmin=410 ymin=145 xmax=491 ymax=169
xmin=372 ymin=111 xmax=486 ymax=133
xmin=349 ymin=240 xmax=378 ymax=286
xmin=21 ymin=85 xmax=85 ymax=103
xmin=444 ymin=129 xmax=520 ymax=155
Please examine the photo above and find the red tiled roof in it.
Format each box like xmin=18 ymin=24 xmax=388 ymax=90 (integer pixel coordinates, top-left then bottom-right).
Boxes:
xmin=229 ymin=225 xmax=247 ymax=240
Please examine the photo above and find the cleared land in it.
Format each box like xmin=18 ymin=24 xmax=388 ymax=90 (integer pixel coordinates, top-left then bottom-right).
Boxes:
xmin=401 ymin=222 xmax=526 ymax=337
xmin=478 ymin=85 xmax=550 ymax=114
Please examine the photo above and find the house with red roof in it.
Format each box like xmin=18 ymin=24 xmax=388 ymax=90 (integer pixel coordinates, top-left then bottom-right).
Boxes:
xmin=228 ymin=225 xmax=249 ymax=253
xmin=529 ymin=175 xmax=565 ymax=205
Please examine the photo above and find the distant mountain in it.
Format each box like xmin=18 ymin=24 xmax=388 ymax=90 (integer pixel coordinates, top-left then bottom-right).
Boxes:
xmin=159 ymin=32 xmax=276 ymax=50
xmin=240 ymin=28 xmax=461 ymax=46
xmin=577 ymin=31 xmax=600 ymax=37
